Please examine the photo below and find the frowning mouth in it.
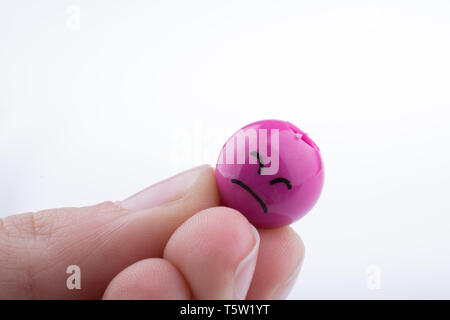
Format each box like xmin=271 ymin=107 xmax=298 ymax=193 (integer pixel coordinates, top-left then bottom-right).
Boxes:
xmin=231 ymin=179 xmax=268 ymax=213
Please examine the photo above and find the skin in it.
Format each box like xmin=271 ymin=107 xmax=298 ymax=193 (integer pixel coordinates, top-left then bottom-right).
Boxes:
xmin=0 ymin=166 xmax=304 ymax=299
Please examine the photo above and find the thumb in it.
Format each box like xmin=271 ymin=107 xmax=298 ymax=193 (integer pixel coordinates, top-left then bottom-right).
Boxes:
xmin=0 ymin=165 xmax=219 ymax=299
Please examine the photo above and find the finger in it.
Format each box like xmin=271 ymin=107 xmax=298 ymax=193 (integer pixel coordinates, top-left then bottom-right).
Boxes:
xmin=0 ymin=165 xmax=219 ymax=299
xmin=163 ymin=207 xmax=260 ymax=300
xmin=102 ymin=258 xmax=191 ymax=300
xmin=246 ymin=227 xmax=304 ymax=299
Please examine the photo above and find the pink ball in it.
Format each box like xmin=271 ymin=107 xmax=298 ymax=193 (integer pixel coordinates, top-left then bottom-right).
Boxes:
xmin=215 ymin=119 xmax=324 ymax=228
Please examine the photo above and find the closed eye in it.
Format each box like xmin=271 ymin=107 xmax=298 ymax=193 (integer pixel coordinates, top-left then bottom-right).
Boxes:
xmin=269 ymin=178 xmax=292 ymax=190
xmin=250 ymin=151 xmax=264 ymax=175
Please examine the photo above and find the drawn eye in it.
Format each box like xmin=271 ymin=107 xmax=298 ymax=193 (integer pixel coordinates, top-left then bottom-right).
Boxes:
xmin=250 ymin=151 xmax=264 ymax=175
xmin=269 ymin=178 xmax=292 ymax=190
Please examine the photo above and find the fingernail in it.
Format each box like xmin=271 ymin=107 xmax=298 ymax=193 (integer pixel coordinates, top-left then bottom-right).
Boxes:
xmin=270 ymin=259 xmax=303 ymax=300
xmin=119 ymin=165 xmax=210 ymax=211
xmin=233 ymin=225 xmax=260 ymax=300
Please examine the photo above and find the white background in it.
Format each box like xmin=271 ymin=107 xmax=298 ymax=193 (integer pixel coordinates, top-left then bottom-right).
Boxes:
xmin=1 ymin=1 xmax=450 ymax=299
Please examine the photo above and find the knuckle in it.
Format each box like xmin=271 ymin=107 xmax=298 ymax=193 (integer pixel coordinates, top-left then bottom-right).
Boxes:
xmin=1 ymin=210 xmax=55 ymax=241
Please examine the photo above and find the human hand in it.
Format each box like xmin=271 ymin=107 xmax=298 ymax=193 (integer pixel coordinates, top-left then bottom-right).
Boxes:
xmin=0 ymin=165 xmax=304 ymax=299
